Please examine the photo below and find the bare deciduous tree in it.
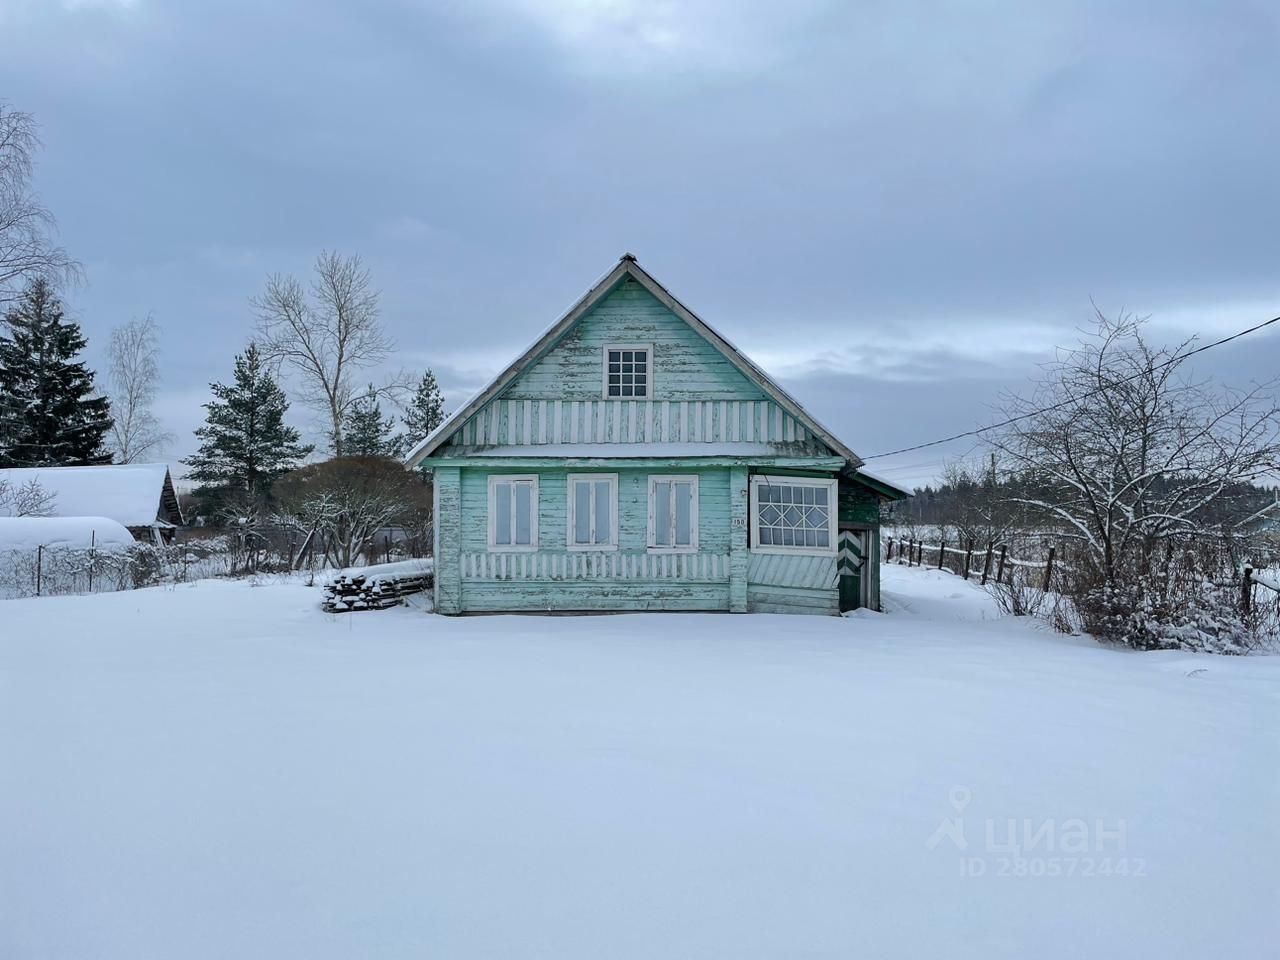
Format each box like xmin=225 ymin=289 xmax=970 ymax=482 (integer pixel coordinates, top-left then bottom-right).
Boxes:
xmin=0 ymin=476 xmax=55 ymax=516
xmin=990 ymin=311 xmax=1280 ymax=581
xmin=274 ymin=456 xmax=430 ymax=568
xmin=0 ymin=103 xmax=79 ymax=303
xmin=252 ymin=251 xmax=403 ymax=457
xmin=107 ymin=315 xmax=173 ymax=463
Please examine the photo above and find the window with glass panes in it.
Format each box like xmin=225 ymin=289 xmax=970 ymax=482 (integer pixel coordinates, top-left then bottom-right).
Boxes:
xmin=604 ymin=345 xmax=649 ymax=398
xmin=567 ymin=474 xmax=618 ymax=550
xmin=749 ymin=476 xmax=836 ymax=554
xmin=648 ymin=476 xmax=698 ymax=552
xmin=488 ymin=475 xmax=538 ymax=550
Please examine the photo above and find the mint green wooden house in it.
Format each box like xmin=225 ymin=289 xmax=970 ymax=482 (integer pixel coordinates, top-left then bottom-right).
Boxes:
xmin=405 ymin=255 xmax=907 ymax=616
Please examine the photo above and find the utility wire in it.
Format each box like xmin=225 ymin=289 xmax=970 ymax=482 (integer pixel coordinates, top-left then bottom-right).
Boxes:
xmin=861 ymin=313 xmax=1280 ymax=461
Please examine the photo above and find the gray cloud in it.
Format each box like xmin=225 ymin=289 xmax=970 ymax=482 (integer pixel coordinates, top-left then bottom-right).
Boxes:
xmin=3 ymin=0 xmax=1278 ymax=482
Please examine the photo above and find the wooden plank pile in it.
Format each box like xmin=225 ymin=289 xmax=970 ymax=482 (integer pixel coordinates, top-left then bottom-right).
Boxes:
xmin=322 ymin=561 xmax=434 ymax=613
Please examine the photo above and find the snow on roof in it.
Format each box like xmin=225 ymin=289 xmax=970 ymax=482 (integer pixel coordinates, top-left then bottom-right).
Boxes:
xmin=0 ymin=516 xmax=135 ymax=552
xmin=852 ymin=466 xmax=912 ymax=498
xmin=0 ymin=463 xmax=176 ymax=527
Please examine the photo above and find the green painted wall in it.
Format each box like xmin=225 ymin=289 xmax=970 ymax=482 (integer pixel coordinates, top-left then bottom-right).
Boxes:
xmin=457 ymin=466 xmax=731 ymax=555
xmin=437 ymin=464 xmax=854 ymax=615
xmin=507 ymin=276 xmax=771 ymax=402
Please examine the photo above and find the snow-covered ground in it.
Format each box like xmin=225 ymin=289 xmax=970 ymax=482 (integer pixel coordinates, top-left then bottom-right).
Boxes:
xmin=2 ymin=567 xmax=1276 ymax=959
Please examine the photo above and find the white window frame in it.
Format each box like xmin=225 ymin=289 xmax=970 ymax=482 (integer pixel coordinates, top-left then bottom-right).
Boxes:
xmin=749 ymin=475 xmax=837 ymax=556
xmin=647 ymin=474 xmax=699 ymax=554
xmin=602 ymin=343 xmax=652 ymax=399
xmin=566 ymin=473 xmax=619 ymax=552
xmin=487 ymin=474 xmax=539 ymax=552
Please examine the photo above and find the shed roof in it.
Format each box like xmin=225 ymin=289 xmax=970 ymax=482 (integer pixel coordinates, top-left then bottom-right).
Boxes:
xmin=0 ymin=463 xmax=182 ymax=527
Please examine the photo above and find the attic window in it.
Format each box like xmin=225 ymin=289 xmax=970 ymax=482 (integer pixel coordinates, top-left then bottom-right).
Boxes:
xmin=603 ymin=345 xmax=650 ymax=398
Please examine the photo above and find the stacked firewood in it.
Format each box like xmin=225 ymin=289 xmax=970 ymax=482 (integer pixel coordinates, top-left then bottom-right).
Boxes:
xmin=322 ymin=563 xmax=433 ymax=613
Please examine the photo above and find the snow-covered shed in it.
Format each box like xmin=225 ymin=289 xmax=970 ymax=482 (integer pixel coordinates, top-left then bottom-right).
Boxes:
xmin=0 ymin=463 xmax=183 ymax=542
xmin=0 ymin=516 xmax=135 ymax=552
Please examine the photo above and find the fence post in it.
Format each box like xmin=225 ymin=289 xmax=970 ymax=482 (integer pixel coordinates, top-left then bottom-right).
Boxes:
xmin=36 ymin=544 xmax=43 ymax=596
xmin=1241 ymin=565 xmax=1252 ymax=614
xmin=963 ymin=539 xmax=974 ymax=580
xmin=938 ymin=539 xmax=946 ymax=570
xmin=886 ymin=538 xmax=894 ymax=562
xmin=981 ymin=542 xmax=993 ymax=585
xmin=88 ymin=529 xmax=96 ymax=593
xmin=997 ymin=544 xmax=1008 ymax=584
xmin=1042 ymin=546 xmax=1056 ymax=592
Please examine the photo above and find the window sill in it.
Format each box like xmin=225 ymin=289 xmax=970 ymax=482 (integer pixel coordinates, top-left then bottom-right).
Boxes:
xmin=567 ymin=543 xmax=619 ymax=552
xmin=749 ymin=546 xmax=836 ymax=558
xmin=487 ymin=545 xmax=540 ymax=553
xmin=647 ymin=546 xmax=699 ymax=555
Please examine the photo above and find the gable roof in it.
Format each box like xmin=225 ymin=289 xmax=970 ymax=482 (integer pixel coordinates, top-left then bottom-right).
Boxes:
xmin=405 ymin=255 xmax=861 ymax=467
xmin=0 ymin=463 xmax=182 ymax=527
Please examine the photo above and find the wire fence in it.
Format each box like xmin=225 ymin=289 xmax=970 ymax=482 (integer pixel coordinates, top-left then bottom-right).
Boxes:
xmin=2 ymin=525 xmax=436 ymax=600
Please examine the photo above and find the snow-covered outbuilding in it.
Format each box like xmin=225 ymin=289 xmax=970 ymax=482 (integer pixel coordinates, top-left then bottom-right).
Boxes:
xmin=0 ymin=516 xmax=135 ymax=552
xmin=0 ymin=463 xmax=183 ymax=542
xmin=405 ymin=255 xmax=909 ymax=615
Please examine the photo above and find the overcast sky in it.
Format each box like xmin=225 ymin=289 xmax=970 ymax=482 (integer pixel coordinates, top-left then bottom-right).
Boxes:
xmin=4 ymin=0 xmax=1279 ymax=488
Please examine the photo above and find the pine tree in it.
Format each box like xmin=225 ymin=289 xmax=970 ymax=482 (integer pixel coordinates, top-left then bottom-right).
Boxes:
xmin=400 ymin=369 xmax=446 ymax=449
xmin=343 ymin=383 xmax=399 ymax=457
xmin=0 ymin=277 xmax=113 ymax=467
xmin=183 ymin=343 xmax=312 ymax=494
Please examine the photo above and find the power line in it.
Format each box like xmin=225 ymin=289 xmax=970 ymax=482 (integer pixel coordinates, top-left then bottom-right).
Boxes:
xmin=860 ymin=313 xmax=1280 ymax=461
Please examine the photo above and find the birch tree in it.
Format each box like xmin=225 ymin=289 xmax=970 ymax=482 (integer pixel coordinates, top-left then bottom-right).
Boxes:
xmin=0 ymin=103 xmax=78 ymax=303
xmin=252 ymin=251 xmax=402 ymax=457
xmin=989 ymin=311 xmax=1280 ymax=581
xmin=107 ymin=315 xmax=173 ymax=463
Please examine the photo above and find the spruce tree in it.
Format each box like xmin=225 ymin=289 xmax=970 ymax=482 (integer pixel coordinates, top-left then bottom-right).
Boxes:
xmin=183 ymin=343 xmax=312 ymax=494
xmin=343 ymin=383 xmax=399 ymax=457
xmin=400 ymin=369 xmax=446 ymax=449
xmin=0 ymin=277 xmax=113 ymax=467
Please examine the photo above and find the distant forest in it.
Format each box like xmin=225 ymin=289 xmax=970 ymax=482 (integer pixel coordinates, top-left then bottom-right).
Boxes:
xmin=893 ymin=463 xmax=1279 ymax=532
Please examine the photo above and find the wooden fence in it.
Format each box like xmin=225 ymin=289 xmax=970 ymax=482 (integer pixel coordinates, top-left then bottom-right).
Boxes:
xmin=890 ymin=535 xmax=1275 ymax=613
xmin=884 ymin=536 xmax=1057 ymax=589
xmin=1241 ymin=566 xmax=1280 ymax=614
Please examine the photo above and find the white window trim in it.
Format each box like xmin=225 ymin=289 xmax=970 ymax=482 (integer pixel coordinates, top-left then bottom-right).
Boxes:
xmin=566 ymin=473 xmax=619 ymax=552
xmin=749 ymin=475 xmax=838 ymax=556
xmin=487 ymin=474 xmax=539 ymax=552
xmin=602 ymin=343 xmax=653 ymax=399
xmin=647 ymin=474 xmax=699 ymax=554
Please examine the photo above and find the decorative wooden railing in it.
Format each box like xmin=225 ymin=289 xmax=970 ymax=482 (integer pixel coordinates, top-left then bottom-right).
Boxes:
xmin=461 ymin=551 xmax=731 ymax=581
xmin=444 ymin=398 xmax=823 ymax=449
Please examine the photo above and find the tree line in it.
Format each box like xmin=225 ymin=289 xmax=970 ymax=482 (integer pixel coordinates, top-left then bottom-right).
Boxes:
xmin=0 ymin=100 xmax=448 ymax=562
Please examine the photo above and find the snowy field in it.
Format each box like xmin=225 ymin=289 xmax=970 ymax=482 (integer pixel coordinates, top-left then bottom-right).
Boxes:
xmin=2 ymin=567 xmax=1277 ymax=959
